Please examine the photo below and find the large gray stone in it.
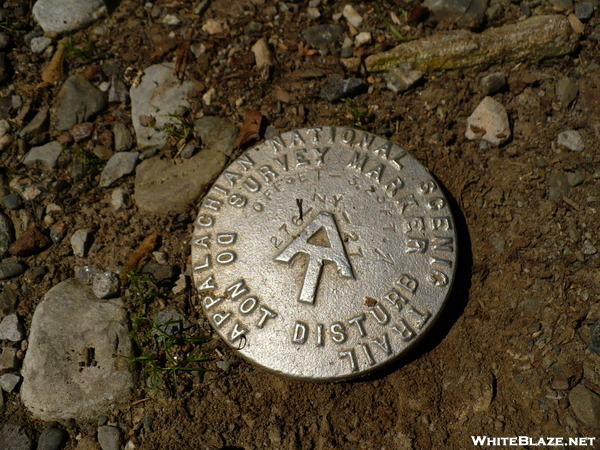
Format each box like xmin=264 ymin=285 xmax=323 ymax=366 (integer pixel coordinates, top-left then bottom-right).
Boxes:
xmin=130 ymin=63 xmax=196 ymax=150
xmin=20 ymin=279 xmax=132 ymax=421
xmin=569 ymin=384 xmax=600 ymax=429
xmin=55 ymin=75 xmax=107 ymax=131
xmin=22 ymin=142 xmax=63 ymax=171
xmin=32 ymin=0 xmax=107 ymax=34
xmin=98 ymin=152 xmax=139 ymax=187
xmin=134 ymin=149 xmax=228 ymax=215
xmin=0 ymin=423 xmax=33 ymax=450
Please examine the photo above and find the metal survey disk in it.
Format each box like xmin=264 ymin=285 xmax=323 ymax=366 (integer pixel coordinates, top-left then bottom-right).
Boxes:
xmin=191 ymin=127 xmax=457 ymax=381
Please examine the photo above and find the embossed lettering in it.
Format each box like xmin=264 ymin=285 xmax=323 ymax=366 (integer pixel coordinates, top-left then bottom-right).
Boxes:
xmin=348 ymin=314 xmax=367 ymax=337
xmin=230 ymin=321 xmax=248 ymax=342
xmin=316 ymin=323 xmax=325 ymax=346
xmin=347 ymin=152 xmax=368 ymax=172
xmin=406 ymin=238 xmax=428 ymax=253
xmin=292 ymin=321 xmax=308 ymax=344
xmin=315 ymin=146 xmax=329 ymax=165
xmin=258 ymin=165 xmax=278 ymax=182
xmin=391 ymin=319 xmax=415 ymax=341
xmin=356 ymin=133 xmax=375 ymax=150
xmin=383 ymin=177 xmax=404 ymax=196
xmin=194 ymin=255 xmax=211 ymax=271
xmin=373 ymin=333 xmax=392 ymax=356
xmin=339 ymin=348 xmax=358 ymax=372
xmin=432 ymin=236 xmax=454 ymax=252
xmin=274 ymin=154 xmax=289 ymax=171
xmin=228 ymin=194 xmax=247 ymax=207
xmin=204 ymin=295 xmax=223 ymax=310
xmin=428 ymin=197 xmax=446 ymax=211
xmin=396 ymin=194 xmax=419 ymax=214
xmin=216 ymin=233 xmax=237 ymax=245
xmin=196 ymin=215 xmax=214 ymax=227
xmin=197 ymin=275 xmax=216 ymax=291
xmin=430 ymin=256 xmax=452 ymax=268
xmin=212 ymin=312 xmax=231 ymax=328
xmin=384 ymin=289 xmax=409 ymax=312
xmin=236 ymin=154 xmax=255 ymax=171
xmin=295 ymin=149 xmax=310 ymax=166
xmin=420 ymin=180 xmax=437 ymax=194
xmin=270 ymin=135 xmax=287 ymax=152
xmin=396 ymin=274 xmax=418 ymax=294
xmin=216 ymin=251 xmax=236 ymax=265
xmin=369 ymin=304 xmax=390 ymax=325
xmin=226 ymin=280 xmax=249 ymax=300
xmin=406 ymin=306 xmax=432 ymax=330
xmin=256 ymin=305 xmax=278 ymax=328
xmin=431 ymin=216 xmax=453 ymax=231
xmin=308 ymin=127 xmax=323 ymax=142
xmin=358 ymin=343 xmax=376 ymax=366
xmin=373 ymin=141 xmax=392 ymax=159
xmin=429 ymin=270 xmax=449 ymax=286
xmin=330 ymin=322 xmax=347 ymax=343
xmin=390 ymin=149 xmax=408 ymax=169
xmin=239 ymin=296 xmax=258 ymax=314
xmin=365 ymin=163 xmax=385 ymax=182
xmin=342 ymin=128 xmax=355 ymax=144
xmin=243 ymin=176 xmax=261 ymax=193
xmin=223 ymin=171 xmax=242 ymax=186
xmin=193 ymin=235 xmax=210 ymax=248
xmin=291 ymin=130 xmax=306 ymax=146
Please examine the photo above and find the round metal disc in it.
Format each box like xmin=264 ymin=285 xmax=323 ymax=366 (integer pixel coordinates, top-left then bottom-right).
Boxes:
xmin=191 ymin=126 xmax=457 ymax=381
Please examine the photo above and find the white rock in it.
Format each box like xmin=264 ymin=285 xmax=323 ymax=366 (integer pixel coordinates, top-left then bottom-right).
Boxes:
xmin=22 ymin=142 xmax=63 ymax=171
xmin=386 ymin=68 xmax=423 ymax=93
xmin=465 ymin=96 xmax=511 ymax=146
xmin=251 ymin=38 xmax=274 ymax=70
xmin=354 ymin=31 xmax=371 ymax=46
xmin=110 ymin=188 xmax=130 ymax=211
xmin=307 ymin=7 xmax=321 ymax=18
xmin=30 ymin=36 xmax=52 ymax=54
xmin=343 ymin=4 xmax=363 ymax=28
xmin=92 ymin=272 xmax=120 ymax=299
xmin=99 ymin=152 xmax=139 ymax=188
xmin=20 ymin=279 xmax=132 ymax=421
xmin=71 ymin=229 xmax=93 ymax=258
xmin=202 ymin=87 xmax=216 ymax=106
xmin=0 ymin=314 xmax=25 ymax=341
xmin=163 ymin=14 xmax=181 ymax=25
xmin=557 ymin=130 xmax=585 ymax=152
xmin=152 ymin=251 xmax=168 ymax=264
xmin=172 ymin=274 xmax=187 ymax=294
xmin=130 ymin=63 xmax=196 ymax=149
xmin=202 ymin=18 xmax=227 ymax=35
xmin=32 ymin=0 xmax=107 ymax=34
xmin=0 ymin=373 xmax=20 ymax=392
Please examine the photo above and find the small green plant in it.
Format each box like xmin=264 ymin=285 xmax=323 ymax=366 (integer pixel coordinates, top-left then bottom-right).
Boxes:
xmin=70 ymin=146 xmax=105 ymax=180
xmin=342 ymin=98 xmax=368 ymax=129
xmin=125 ymin=269 xmax=210 ymax=392
xmin=162 ymin=113 xmax=194 ymax=141
xmin=62 ymin=36 xmax=97 ymax=61
xmin=374 ymin=0 xmax=405 ymax=41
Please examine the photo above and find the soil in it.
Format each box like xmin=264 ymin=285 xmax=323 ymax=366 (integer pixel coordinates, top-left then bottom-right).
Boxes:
xmin=1 ymin=0 xmax=600 ymax=449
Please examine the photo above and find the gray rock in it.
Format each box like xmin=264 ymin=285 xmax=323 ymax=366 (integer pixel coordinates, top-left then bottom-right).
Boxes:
xmin=0 ymin=423 xmax=33 ymax=450
xmin=216 ymin=360 xmax=230 ymax=371
xmin=20 ymin=109 xmax=49 ymax=142
xmin=32 ymin=0 xmax=107 ymax=34
xmin=30 ymin=36 xmax=52 ymax=54
xmin=37 ymin=428 xmax=65 ymax=450
xmin=480 ymin=72 xmax=506 ymax=95
xmin=20 ymin=279 xmax=132 ymax=421
xmin=424 ymin=0 xmax=488 ymax=25
xmin=520 ymin=1 xmax=531 ymax=17
xmin=194 ymin=116 xmax=238 ymax=157
xmin=0 ymin=347 xmax=18 ymax=370
xmin=92 ymin=272 xmax=120 ymax=299
xmin=549 ymin=0 xmax=573 ymax=9
xmin=0 ymin=373 xmax=21 ymax=392
xmin=582 ymin=239 xmax=598 ymax=256
xmin=22 ymin=142 xmax=63 ymax=171
xmin=556 ymin=76 xmax=578 ymax=106
xmin=70 ymin=229 xmax=93 ymax=258
xmin=0 ymin=285 xmax=18 ymax=317
xmin=155 ymin=310 xmax=190 ymax=339
xmin=130 ymin=63 xmax=196 ymax=150
xmin=99 ymin=152 xmax=139 ymax=187
xmin=107 ymin=76 xmax=129 ymax=104
xmin=465 ymin=96 xmax=511 ymax=146
xmin=557 ymin=130 xmax=584 ymax=152
xmin=548 ymin=173 xmax=570 ymax=201
xmin=179 ymin=143 xmax=196 ymax=159
xmin=566 ymin=170 xmax=585 ymax=186
xmin=110 ymin=189 xmax=130 ymax=211
xmin=569 ymin=384 xmax=600 ymax=428
xmin=386 ymin=68 xmax=423 ymax=93
xmin=112 ymin=123 xmax=133 ymax=152
xmin=55 ymin=74 xmax=107 ymax=131
xmin=320 ymin=76 xmax=366 ymax=102
xmin=590 ymin=320 xmax=600 ymax=354
xmin=0 ymin=212 xmax=14 ymax=257
xmin=3 ymin=193 xmax=23 ymax=210
xmin=97 ymin=426 xmax=122 ymax=450
xmin=0 ymin=313 xmax=25 ymax=341
xmin=301 ymin=24 xmax=343 ymax=55
xmin=366 ymin=15 xmax=579 ymax=72
xmin=134 ymin=149 xmax=228 ymax=214
xmin=575 ymin=2 xmax=594 ymax=21
xmin=74 ymin=265 xmax=102 ymax=283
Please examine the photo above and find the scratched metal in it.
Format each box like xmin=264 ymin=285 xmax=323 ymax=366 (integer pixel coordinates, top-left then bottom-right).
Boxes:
xmin=191 ymin=127 xmax=457 ymax=381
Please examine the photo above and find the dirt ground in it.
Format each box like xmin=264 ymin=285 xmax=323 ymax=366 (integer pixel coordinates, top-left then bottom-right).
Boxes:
xmin=1 ymin=0 xmax=600 ymax=448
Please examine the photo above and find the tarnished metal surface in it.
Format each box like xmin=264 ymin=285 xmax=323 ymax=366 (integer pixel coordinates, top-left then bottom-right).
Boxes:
xmin=192 ymin=127 xmax=457 ymax=380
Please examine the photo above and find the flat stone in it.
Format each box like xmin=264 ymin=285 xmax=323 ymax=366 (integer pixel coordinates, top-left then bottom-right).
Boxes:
xmin=55 ymin=74 xmax=107 ymax=131
xmin=366 ymin=15 xmax=579 ymax=72
xmin=22 ymin=142 xmax=63 ymax=171
xmin=112 ymin=123 xmax=133 ymax=152
xmin=0 ymin=373 xmax=21 ymax=392
xmin=70 ymin=229 xmax=93 ymax=258
xmin=342 ymin=4 xmax=363 ymax=28
xmin=0 ymin=212 xmax=14 ymax=257
xmin=108 ymin=76 xmax=129 ymax=104
xmin=569 ymin=384 xmax=600 ymax=428
xmin=32 ymin=0 xmax=107 ymax=34
xmin=0 ymin=313 xmax=25 ymax=341
xmin=556 ymin=76 xmax=578 ymax=106
xmin=320 ymin=76 xmax=366 ymax=102
xmin=480 ymin=72 xmax=507 ymax=95
xmin=134 ymin=149 xmax=228 ymax=214
xmin=21 ymin=279 xmax=132 ymax=421
xmin=424 ymin=0 xmax=488 ymax=24
xmin=98 ymin=152 xmax=139 ymax=187
xmin=92 ymin=272 xmax=120 ymax=299
xmin=0 ymin=347 xmax=18 ymax=370
xmin=9 ymin=226 xmax=52 ymax=257
xmin=97 ymin=426 xmax=122 ymax=450
xmin=37 ymin=428 xmax=65 ymax=450
xmin=3 ymin=193 xmax=23 ymax=210
xmin=302 ymin=24 xmax=343 ymax=55
xmin=194 ymin=116 xmax=238 ymax=157
xmin=465 ymin=96 xmax=511 ymax=146
xmin=130 ymin=63 xmax=196 ymax=150
xmin=557 ymin=130 xmax=584 ymax=152
xmin=0 ymin=261 xmax=26 ymax=280
xmin=386 ymin=68 xmax=423 ymax=93
xmin=20 ymin=109 xmax=49 ymax=142
xmin=0 ymin=423 xmax=34 ymax=450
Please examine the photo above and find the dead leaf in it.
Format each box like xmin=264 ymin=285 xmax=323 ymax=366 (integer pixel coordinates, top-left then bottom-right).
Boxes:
xmin=41 ymin=37 xmax=68 ymax=84
xmin=122 ymin=233 xmax=160 ymax=279
xmin=234 ymin=110 xmax=263 ymax=148
xmin=297 ymin=42 xmax=317 ymax=56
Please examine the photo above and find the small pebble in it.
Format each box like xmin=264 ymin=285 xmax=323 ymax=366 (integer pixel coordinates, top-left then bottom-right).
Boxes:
xmin=110 ymin=188 xmax=130 ymax=211
xmin=37 ymin=428 xmax=65 ymax=450
xmin=216 ymin=360 xmax=230 ymax=371
xmin=163 ymin=14 xmax=181 ymax=25
xmin=30 ymin=36 xmax=52 ymax=54
xmin=9 ymin=226 xmax=53 ymax=257
xmin=2 ymin=193 xmax=23 ymax=210
xmin=0 ymin=347 xmax=18 ymax=371
xmin=582 ymin=239 xmax=597 ymax=255
xmin=0 ymin=261 xmax=26 ymax=281
xmin=0 ymin=313 xmax=25 ymax=341
xmin=71 ymin=122 xmax=94 ymax=142
xmin=0 ymin=372 xmax=20 ymax=392
xmin=97 ymin=426 xmax=122 ymax=450
xmin=574 ymin=1 xmax=594 ymax=21
xmin=153 ymin=251 xmax=168 ymax=264
xmin=342 ymin=4 xmax=363 ymax=28
xmin=557 ymin=130 xmax=584 ymax=152
xmin=480 ymin=72 xmax=507 ymax=95
xmin=354 ymin=31 xmax=371 ymax=46
xmin=71 ymin=229 xmax=94 ymax=257
xmin=92 ymin=272 xmax=120 ymax=299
